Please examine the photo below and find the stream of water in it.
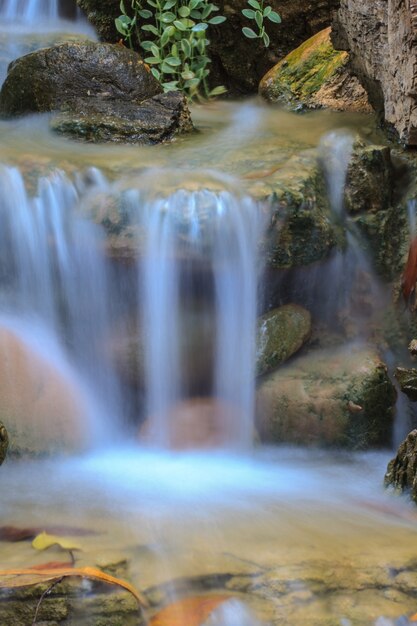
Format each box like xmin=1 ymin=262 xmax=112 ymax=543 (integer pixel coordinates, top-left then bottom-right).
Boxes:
xmin=0 ymin=3 xmax=415 ymax=626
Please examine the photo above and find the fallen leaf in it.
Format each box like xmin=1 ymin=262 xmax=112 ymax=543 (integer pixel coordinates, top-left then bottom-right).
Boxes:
xmin=150 ymin=594 xmax=232 ymax=626
xmin=0 ymin=525 xmax=98 ymax=542
xmin=30 ymin=561 xmax=74 ymax=571
xmin=402 ymin=235 xmax=417 ymax=305
xmin=0 ymin=566 xmax=148 ymax=607
xmin=32 ymin=532 xmax=81 ymax=552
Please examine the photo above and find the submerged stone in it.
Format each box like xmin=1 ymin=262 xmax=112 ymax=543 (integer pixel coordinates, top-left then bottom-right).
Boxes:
xmin=256 ymin=344 xmax=396 ymax=448
xmin=259 ymin=27 xmax=370 ymax=113
xmin=0 ymin=41 xmax=193 ymax=144
xmin=385 ymin=430 xmax=417 ymax=503
xmin=256 ymin=304 xmax=311 ymax=377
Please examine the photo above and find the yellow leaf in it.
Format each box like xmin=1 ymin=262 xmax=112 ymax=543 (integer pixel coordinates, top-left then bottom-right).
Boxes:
xmin=0 ymin=566 xmax=148 ymax=607
xmin=150 ymin=594 xmax=232 ymax=626
xmin=32 ymin=532 xmax=81 ymax=552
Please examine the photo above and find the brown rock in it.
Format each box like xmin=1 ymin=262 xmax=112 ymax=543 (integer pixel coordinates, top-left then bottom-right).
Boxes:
xmin=385 ymin=429 xmax=417 ymax=502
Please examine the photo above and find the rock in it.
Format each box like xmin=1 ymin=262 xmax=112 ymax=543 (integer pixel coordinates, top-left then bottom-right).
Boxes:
xmin=256 ymin=344 xmax=397 ymax=448
xmin=394 ymin=367 xmax=417 ymax=402
xmin=0 ymin=422 xmax=8 ymax=465
xmin=77 ymin=0 xmax=339 ymax=94
xmin=256 ymin=304 xmax=311 ymax=376
xmin=332 ymin=0 xmax=417 ymax=146
xmin=345 ymin=140 xmax=395 ymax=214
xmin=259 ymin=27 xmax=371 ymax=113
xmin=0 ymin=41 xmax=192 ymax=144
xmin=0 ymin=325 xmax=95 ymax=456
xmin=51 ymin=91 xmax=193 ymax=144
xmin=385 ymin=429 xmax=417 ymax=503
xmin=0 ymin=576 xmax=145 ymax=626
xmin=85 ymin=152 xmax=345 ymax=268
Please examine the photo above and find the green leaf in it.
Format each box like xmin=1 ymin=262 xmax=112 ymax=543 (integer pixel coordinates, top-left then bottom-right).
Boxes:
xmin=181 ymin=69 xmax=195 ymax=79
xmin=160 ymin=61 xmax=177 ymax=73
xmin=263 ymin=5 xmax=271 ymax=16
xmin=146 ymin=0 xmax=158 ymax=6
xmin=140 ymin=39 xmax=154 ymax=50
xmin=189 ymin=0 xmax=199 ymax=9
xmin=242 ymin=26 xmax=258 ymax=38
xmin=192 ymin=22 xmax=208 ymax=31
xmin=178 ymin=6 xmax=190 ymax=17
xmin=144 ymin=56 xmax=162 ymax=64
xmin=208 ymin=85 xmax=227 ymax=97
xmin=115 ymin=17 xmax=128 ymax=35
xmin=190 ymin=9 xmax=202 ymax=18
xmin=267 ymin=10 xmax=281 ymax=23
xmin=163 ymin=0 xmax=176 ymax=8
xmin=208 ymin=15 xmax=226 ymax=24
xmin=165 ymin=55 xmax=182 ymax=66
xmin=185 ymin=77 xmax=201 ymax=89
xmin=138 ymin=9 xmax=153 ymax=17
xmin=151 ymin=67 xmax=161 ymax=80
xmin=201 ymin=3 xmax=212 ymax=18
xmin=181 ymin=38 xmax=192 ymax=56
xmin=120 ymin=0 xmax=127 ymax=13
xmin=262 ymin=31 xmax=270 ymax=46
xmin=141 ymin=23 xmax=159 ymax=34
xmin=151 ymin=43 xmax=160 ymax=57
xmin=162 ymin=80 xmax=179 ymax=91
xmin=160 ymin=11 xmax=176 ymax=22
xmin=247 ymin=0 xmax=261 ymax=8
xmin=173 ymin=19 xmax=188 ymax=30
xmin=255 ymin=10 xmax=262 ymax=28
xmin=242 ymin=8 xmax=255 ymax=18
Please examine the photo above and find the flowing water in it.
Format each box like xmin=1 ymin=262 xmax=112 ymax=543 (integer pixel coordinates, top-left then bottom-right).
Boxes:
xmin=0 ymin=4 xmax=416 ymax=626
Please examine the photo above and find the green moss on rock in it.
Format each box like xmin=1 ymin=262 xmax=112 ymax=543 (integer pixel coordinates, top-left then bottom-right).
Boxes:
xmin=259 ymin=27 xmax=348 ymax=107
xmin=256 ymin=304 xmax=311 ymax=376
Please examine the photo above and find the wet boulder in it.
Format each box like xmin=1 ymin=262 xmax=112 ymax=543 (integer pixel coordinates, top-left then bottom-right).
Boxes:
xmin=256 ymin=344 xmax=396 ymax=448
xmin=0 ymin=421 xmax=8 ymax=465
xmin=385 ymin=430 xmax=417 ymax=503
xmin=0 ymin=41 xmax=193 ymax=143
xmin=394 ymin=367 xmax=417 ymax=402
xmin=259 ymin=28 xmax=371 ymax=113
xmin=256 ymin=304 xmax=311 ymax=377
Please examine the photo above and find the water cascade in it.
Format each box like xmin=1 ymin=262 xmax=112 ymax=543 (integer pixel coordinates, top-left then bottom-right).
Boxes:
xmin=136 ymin=177 xmax=264 ymax=448
xmin=0 ymin=166 xmax=123 ymax=448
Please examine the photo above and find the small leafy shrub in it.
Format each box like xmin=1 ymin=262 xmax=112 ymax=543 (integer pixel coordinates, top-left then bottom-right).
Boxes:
xmin=241 ymin=0 xmax=281 ymax=48
xmin=116 ymin=0 xmax=226 ymax=99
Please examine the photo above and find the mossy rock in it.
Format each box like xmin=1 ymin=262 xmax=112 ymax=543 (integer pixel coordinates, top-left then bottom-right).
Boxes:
xmin=259 ymin=27 xmax=370 ymax=113
xmin=256 ymin=304 xmax=311 ymax=376
xmin=0 ymin=577 xmax=144 ymax=626
xmin=256 ymin=344 xmax=396 ymax=448
xmin=385 ymin=429 xmax=417 ymax=503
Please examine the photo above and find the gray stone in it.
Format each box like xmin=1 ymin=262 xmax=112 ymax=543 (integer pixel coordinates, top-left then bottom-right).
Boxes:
xmin=385 ymin=429 xmax=417 ymax=503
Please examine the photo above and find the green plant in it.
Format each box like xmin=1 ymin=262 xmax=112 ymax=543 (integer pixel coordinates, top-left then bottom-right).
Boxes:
xmin=241 ymin=0 xmax=281 ymax=48
xmin=115 ymin=0 xmax=226 ymax=99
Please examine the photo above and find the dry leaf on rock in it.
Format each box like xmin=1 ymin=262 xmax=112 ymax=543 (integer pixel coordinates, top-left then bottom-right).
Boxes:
xmin=32 ymin=532 xmax=81 ymax=552
xmin=0 ymin=566 xmax=148 ymax=607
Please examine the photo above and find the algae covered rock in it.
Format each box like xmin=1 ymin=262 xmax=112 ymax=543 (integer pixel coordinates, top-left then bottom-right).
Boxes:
xmin=385 ymin=430 xmax=417 ymax=503
xmin=256 ymin=304 xmax=311 ymax=376
xmin=0 ymin=41 xmax=192 ymax=144
xmin=0 ymin=421 xmax=8 ymax=465
xmin=254 ymin=151 xmax=345 ymax=268
xmin=259 ymin=27 xmax=370 ymax=112
xmin=256 ymin=344 xmax=396 ymax=448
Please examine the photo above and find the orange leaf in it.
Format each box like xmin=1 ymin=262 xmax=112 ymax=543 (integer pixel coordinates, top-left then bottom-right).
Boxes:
xmin=150 ymin=594 xmax=232 ymax=626
xmin=30 ymin=561 xmax=74 ymax=571
xmin=0 ymin=566 xmax=148 ymax=607
xmin=410 ymin=613 xmax=417 ymax=622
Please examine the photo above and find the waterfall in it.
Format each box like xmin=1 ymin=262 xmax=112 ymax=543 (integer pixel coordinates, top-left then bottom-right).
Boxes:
xmin=0 ymin=0 xmax=58 ymax=21
xmin=128 ymin=173 xmax=264 ymax=449
xmin=0 ymin=166 xmax=123 ymax=446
